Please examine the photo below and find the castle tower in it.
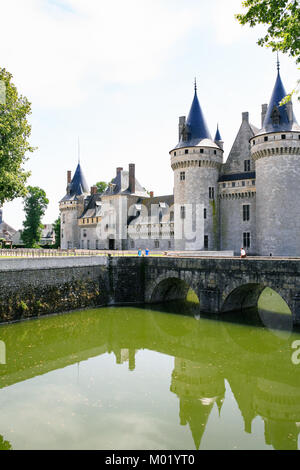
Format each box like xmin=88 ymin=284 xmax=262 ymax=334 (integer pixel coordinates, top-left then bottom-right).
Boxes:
xmin=170 ymin=81 xmax=223 ymax=251
xmin=250 ymin=62 xmax=300 ymax=256
xmin=59 ymin=163 xmax=89 ymax=249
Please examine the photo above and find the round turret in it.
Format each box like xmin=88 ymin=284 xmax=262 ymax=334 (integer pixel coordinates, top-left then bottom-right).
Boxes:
xmin=250 ymin=66 xmax=300 ymax=256
xmin=170 ymin=82 xmax=223 ymax=251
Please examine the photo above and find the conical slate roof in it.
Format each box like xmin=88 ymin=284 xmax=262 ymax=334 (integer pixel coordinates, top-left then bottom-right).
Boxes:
xmin=69 ymin=163 xmax=89 ymax=196
xmin=185 ymin=87 xmax=212 ymax=141
xmin=214 ymin=124 xmax=222 ymax=142
xmin=256 ymin=68 xmax=300 ymax=135
xmin=61 ymin=163 xmax=89 ymax=202
xmin=173 ymin=83 xmax=217 ymax=150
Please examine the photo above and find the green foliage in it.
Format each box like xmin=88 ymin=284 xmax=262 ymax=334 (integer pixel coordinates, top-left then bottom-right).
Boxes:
xmin=53 ymin=216 xmax=61 ymax=248
xmin=0 ymin=68 xmax=35 ymax=205
xmin=21 ymin=186 xmax=49 ymax=248
xmin=236 ymin=0 xmax=300 ymax=63
xmin=95 ymin=181 xmax=108 ymax=193
xmin=0 ymin=435 xmax=12 ymax=451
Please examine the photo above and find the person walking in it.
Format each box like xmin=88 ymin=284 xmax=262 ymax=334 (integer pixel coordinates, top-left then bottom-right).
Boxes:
xmin=240 ymin=247 xmax=247 ymax=258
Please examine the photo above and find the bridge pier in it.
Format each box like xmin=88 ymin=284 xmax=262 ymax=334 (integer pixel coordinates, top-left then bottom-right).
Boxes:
xmin=198 ymin=289 xmax=220 ymax=314
xmin=292 ymin=293 xmax=300 ymax=325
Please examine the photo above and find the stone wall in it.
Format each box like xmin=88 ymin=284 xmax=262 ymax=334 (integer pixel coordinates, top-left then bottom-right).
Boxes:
xmin=0 ymin=255 xmax=300 ymax=325
xmin=0 ymin=257 xmax=109 ymax=323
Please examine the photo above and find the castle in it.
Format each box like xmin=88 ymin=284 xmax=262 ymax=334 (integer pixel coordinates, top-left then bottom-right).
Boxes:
xmin=60 ymin=62 xmax=300 ymax=256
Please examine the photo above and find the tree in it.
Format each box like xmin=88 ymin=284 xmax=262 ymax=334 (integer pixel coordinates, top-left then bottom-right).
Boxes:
xmin=0 ymin=435 xmax=12 ymax=451
xmin=95 ymin=181 xmax=108 ymax=193
xmin=236 ymin=0 xmax=300 ymax=62
xmin=236 ymin=0 xmax=300 ymax=101
xmin=21 ymin=186 xmax=49 ymax=248
xmin=0 ymin=68 xmax=35 ymax=205
xmin=53 ymin=216 xmax=61 ymax=248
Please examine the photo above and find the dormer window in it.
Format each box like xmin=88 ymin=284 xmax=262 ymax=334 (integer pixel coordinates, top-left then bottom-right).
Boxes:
xmin=271 ymin=106 xmax=280 ymax=125
xmin=244 ymin=160 xmax=251 ymax=172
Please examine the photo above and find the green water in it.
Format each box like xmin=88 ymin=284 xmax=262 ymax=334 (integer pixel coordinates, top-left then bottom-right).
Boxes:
xmin=0 ymin=290 xmax=300 ymax=450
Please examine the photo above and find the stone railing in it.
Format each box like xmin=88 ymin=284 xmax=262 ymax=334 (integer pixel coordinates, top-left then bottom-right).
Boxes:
xmin=0 ymin=248 xmax=166 ymax=258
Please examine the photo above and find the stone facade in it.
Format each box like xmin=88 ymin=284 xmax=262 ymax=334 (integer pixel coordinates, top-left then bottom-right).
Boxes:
xmin=60 ymin=67 xmax=300 ymax=256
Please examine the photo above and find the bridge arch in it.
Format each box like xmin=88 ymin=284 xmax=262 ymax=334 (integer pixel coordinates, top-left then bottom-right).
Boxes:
xmin=145 ymin=272 xmax=199 ymax=305
xmin=221 ymin=283 xmax=293 ymax=317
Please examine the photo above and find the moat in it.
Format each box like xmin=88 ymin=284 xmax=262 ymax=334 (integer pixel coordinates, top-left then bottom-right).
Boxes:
xmin=0 ymin=289 xmax=300 ymax=450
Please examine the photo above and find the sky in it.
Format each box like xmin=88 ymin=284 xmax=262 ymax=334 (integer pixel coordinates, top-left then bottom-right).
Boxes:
xmin=1 ymin=0 xmax=299 ymax=230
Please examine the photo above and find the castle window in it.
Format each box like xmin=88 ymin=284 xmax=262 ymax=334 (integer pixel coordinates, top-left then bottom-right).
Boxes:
xmin=174 ymin=151 xmax=177 ymax=156
xmin=243 ymin=205 xmax=250 ymax=222
xmin=62 ymin=214 xmax=65 ymax=224
xmin=180 ymin=171 xmax=185 ymax=181
xmin=209 ymin=187 xmax=214 ymax=200
xmin=87 ymin=240 xmax=90 ymax=250
xmin=264 ymin=136 xmax=268 ymax=142
xmin=243 ymin=232 xmax=251 ymax=249
xmin=200 ymin=149 xmax=204 ymax=154
xmin=242 ymin=181 xmax=245 ymax=187
xmin=253 ymin=140 xmax=256 ymax=145
xmin=185 ymin=149 xmax=189 ymax=154
xmin=170 ymin=211 xmax=174 ymax=222
xmin=252 ymin=180 xmax=255 ymax=185
xmin=244 ymin=160 xmax=251 ymax=172
xmin=204 ymin=235 xmax=209 ymax=250
xmin=232 ymin=182 xmax=236 ymax=188
xmin=204 ymin=208 xmax=207 ymax=219
xmin=223 ymin=183 xmax=226 ymax=188
xmin=180 ymin=206 xmax=186 ymax=219
xmin=155 ymin=240 xmax=160 ymax=248
xmin=281 ymin=134 xmax=286 ymax=140
xmin=214 ymin=150 xmax=217 ymax=155
xmin=96 ymin=239 xmax=99 ymax=250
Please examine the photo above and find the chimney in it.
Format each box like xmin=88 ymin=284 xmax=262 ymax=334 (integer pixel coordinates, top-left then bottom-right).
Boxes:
xmin=286 ymin=101 xmax=293 ymax=123
xmin=242 ymin=112 xmax=249 ymax=123
xmin=179 ymin=116 xmax=186 ymax=141
xmin=150 ymin=191 xmax=154 ymax=198
xmin=67 ymin=171 xmax=72 ymax=184
xmin=129 ymin=164 xmax=135 ymax=194
xmin=261 ymin=104 xmax=268 ymax=127
xmin=116 ymin=167 xmax=123 ymax=176
xmin=91 ymin=186 xmax=97 ymax=195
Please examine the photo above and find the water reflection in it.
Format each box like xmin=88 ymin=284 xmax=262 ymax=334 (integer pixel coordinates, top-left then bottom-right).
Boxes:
xmin=0 ymin=302 xmax=300 ymax=450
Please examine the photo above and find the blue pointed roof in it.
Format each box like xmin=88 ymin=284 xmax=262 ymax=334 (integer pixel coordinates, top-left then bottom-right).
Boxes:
xmin=174 ymin=83 xmax=215 ymax=150
xmin=61 ymin=163 xmax=89 ymax=202
xmin=186 ymin=87 xmax=212 ymax=141
xmin=69 ymin=163 xmax=89 ymax=196
xmin=214 ymin=124 xmax=222 ymax=142
xmin=257 ymin=68 xmax=300 ymax=135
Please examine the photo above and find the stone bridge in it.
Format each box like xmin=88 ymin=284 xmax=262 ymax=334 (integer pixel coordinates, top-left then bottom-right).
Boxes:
xmin=0 ymin=256 xmax=300 ymax=325
xmin=108 ymin=257 xmax=300 ymax=325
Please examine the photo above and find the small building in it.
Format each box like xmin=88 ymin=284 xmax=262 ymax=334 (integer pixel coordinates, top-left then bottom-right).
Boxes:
xmin=0 ymin=208 xmax=17 ymax=247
